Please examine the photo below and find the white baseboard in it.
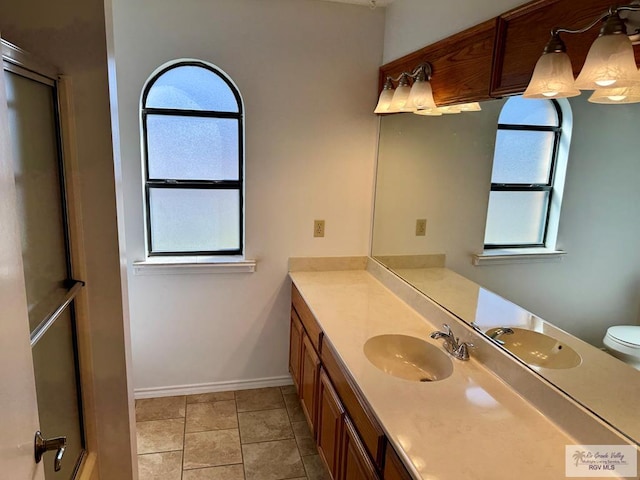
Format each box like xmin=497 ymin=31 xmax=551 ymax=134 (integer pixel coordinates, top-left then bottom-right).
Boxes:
xmin=134 ymin=375 xmax=294 ymax=399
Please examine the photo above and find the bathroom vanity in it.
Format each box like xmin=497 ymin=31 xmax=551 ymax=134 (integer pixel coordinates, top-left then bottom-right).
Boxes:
xmin=287 ymin=258 xmax=634 ymax=480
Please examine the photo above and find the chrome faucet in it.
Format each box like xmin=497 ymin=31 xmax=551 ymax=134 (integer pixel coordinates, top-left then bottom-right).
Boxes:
xmin=487 ymin=327 xmax=514 ymax=345
xmin=430 ymin=324 xmax=473 ymax=361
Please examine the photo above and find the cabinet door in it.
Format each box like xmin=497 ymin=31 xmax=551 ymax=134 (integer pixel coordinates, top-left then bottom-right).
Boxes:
xmin=340 ymin=417 xmax=379 ymax=480
xmin=383 ymin=446 xmax=412 ymax=480
xmin=289 ymin=308 xmax=303 ymax=392
xmin=317 ymin=369 xmax=344 ymax=479
xmin=300 ymin=332 xmax=320 ymax=434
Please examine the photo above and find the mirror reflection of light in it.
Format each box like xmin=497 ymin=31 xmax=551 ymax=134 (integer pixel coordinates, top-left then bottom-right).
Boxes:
xmin=411 ymin=456 xmax=426 ymax=471
xmin=465 ymin=386 xmax=499 ymax=409
xmin=396 ymin=434 xmax=412 ymax=452
xmin=414 ymin=464 xmax=442 ymax=480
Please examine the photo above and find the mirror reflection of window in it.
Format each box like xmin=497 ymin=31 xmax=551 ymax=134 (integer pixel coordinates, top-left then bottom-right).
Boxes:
xmin=484 ymin=96 xmax=572 ymax=250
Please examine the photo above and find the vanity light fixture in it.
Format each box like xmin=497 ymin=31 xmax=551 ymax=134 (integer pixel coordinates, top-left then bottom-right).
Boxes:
xmin=523 ymin=4 xmax=640 ymax=102
xmin=459 ymin=102 xmax=482 ymax=112
xmin=438 ymin=105 xmax=463 ymax=114
xmin=413 ymin=107 xmax=442 ymax=116
xmin=412 ymin=102 xmax=482 ymax=116
xmin=374 ymin=64 xmax=483 ymax=115
xmin=588 ymin=82 xmax=640 ymax=102
xmin=374 ymin=63 xmax=437 ymax=114
xmin=373 ymin=78 xmax=395 ymax=113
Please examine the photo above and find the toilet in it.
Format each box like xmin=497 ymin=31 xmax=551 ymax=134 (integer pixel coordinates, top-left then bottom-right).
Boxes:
xmin=603 ymin=325 xmax=640 ymax=370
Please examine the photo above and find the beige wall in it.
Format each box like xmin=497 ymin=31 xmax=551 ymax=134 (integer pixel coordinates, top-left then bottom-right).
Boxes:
xmin=382 ymin=0 xmax=526 ymax=63
xmin=110 ymin=0 xmax=385 ymax=394
xmin=0 ymin=1 xmax=134 ymax=479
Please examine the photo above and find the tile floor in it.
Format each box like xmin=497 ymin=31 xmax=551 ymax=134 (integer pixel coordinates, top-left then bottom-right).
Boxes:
xmin=136 ymin=385 xmax=331 ymax=480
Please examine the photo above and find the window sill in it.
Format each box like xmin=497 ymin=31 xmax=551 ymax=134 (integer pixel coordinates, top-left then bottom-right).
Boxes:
xmin=472 ymin=248 xmax=566 ymax=266
xmin=133 ymin=256 xmax=256 ymax=275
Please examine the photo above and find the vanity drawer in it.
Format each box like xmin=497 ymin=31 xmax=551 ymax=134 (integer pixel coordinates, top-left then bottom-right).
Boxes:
xmin=321 ymin=338 xmax=386 ymax=469
xmin=292 ymin=285 xmax=323 ymax=352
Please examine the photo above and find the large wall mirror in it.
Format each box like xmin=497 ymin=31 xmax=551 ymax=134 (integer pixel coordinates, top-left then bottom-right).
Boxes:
xmin=371 ymin=93 xmax=640 ymax=443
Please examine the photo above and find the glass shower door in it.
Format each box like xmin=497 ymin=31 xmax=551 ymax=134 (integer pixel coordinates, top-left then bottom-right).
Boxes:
xmin=4 ymin=59 xmax=85 ymax=479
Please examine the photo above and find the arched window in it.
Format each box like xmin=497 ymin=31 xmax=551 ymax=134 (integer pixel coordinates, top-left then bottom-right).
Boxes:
xmin=484 ymin=96 xmax=571 ymax=249
xmin=141 ymin=60 xmax=243 ymax=256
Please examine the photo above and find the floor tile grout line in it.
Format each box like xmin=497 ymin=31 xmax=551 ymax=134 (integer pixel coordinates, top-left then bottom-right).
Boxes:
xmin=137 ymin=448 xmax=184 ymax=455
xmin=183 ymin=460 xmax=244 ymax=471
xmin=181 ymin=395 xmax=186 ymax=480
xmin=281 ymin=386 xmax=312 ymax=480
xmin=135 ymin=416 xmax=185 ymax=423
xmin=233 ymin=391 xmax=247 ymax=480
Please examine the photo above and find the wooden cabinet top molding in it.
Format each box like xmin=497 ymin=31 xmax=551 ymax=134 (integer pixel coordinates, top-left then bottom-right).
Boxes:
xmin=379 ymin=19 xmax=496 ymax=106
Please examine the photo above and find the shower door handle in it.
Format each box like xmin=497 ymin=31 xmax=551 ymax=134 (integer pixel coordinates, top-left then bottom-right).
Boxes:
xmin=34 ymin=430 xmax=67 ymax=472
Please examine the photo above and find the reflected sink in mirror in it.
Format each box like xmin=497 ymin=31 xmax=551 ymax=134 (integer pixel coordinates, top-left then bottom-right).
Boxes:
xmin=363 ymin=334 xmax=453 ymax=382
xmin=485 ymin=327 xmax=581 ymax=369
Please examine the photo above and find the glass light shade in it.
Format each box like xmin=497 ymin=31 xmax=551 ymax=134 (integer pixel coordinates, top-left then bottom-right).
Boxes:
xmin=459 ymin=102 xmax=482 ymax=112
xmin=523 ymin=52 xmax=580 ymax=99
xmin=404 ymin=79 xmax=436 ymax=111
xmin=387 ymin=84 xmax=411 ymax=113
xmin=413 ymin=108 xmax=442 ymax=116
xmin=437 ymin=105 xmax=461 ymax=114
xmin=588 ymin=84 xmax=640 ymax=104
xmin=374 ymin=88 xmax=395 ymax=114
xmin=574 ymin=34 xmax=640 ymax=89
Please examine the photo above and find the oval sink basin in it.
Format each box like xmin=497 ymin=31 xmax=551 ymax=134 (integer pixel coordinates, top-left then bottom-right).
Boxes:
xmin=486 ymin=327 xmax=581 ymax=369
xmin=363 ymin=334 xmax=453 ymax=382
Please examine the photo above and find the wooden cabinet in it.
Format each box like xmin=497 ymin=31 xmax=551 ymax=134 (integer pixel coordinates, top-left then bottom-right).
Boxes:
xmin=383 ymin=446 xmax=413 ymax=480
xmin=291 ymin=285 xmax=323 ymax=434
xmin=317 ymin=369 xmax=344 ymax=479
xmin=340 ymin=417 xmax=380 ymax=480
xmin=321 ymin=339 xmax=385 ymax=469
xmin=300 ymin=332 xmax=320 ymax=434
xmin=292 ymin=283 xmax=323 ymax=350
xmin=289 ymin=284 xmax=396 ymax=480
xmin=378 ymin=19 xmax=497 ymax=105
xmin=289 ymin=308 xmax=303 ymax=392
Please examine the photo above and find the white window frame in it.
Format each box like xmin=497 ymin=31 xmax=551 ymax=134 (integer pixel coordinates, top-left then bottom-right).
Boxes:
xmin=134 ymin=59 xmax=254 ymax=274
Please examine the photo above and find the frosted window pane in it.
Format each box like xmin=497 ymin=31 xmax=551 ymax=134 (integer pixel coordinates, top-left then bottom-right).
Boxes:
xmin=149 ymin=188 xmax=240 ymax=252
xmin=5 ymin=71 xmax=70 ymax=330
xmin=484 ymin=191 xmax=549 ymax=245
xmin=147 ymin=115 xmax=239 ymax=180
xmin=498 ymin=96 xmax=558 ymax=126
xmin=491 ymin=130 xmax=554 ymax=184
xmin=146 ymin=65 xmax=239 ymax=112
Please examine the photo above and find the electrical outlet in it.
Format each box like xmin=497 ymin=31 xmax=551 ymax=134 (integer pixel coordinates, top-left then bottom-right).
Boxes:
xmin=415 ymin=219 xmax=427 ymax=236
xmin=314 ymin=220 xmax=325 ymax=238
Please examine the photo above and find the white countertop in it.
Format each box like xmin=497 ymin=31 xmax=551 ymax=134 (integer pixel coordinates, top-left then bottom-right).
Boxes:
xmin=290 ymin=269 xmax=596 ymax=480
xmin=392 ymin=266 xmax=640 ymax=444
